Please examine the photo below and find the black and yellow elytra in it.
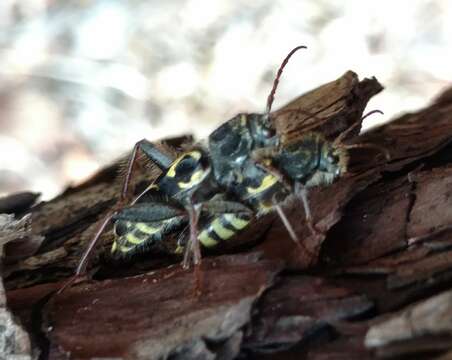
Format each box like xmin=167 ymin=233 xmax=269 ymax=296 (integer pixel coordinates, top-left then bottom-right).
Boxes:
xmin=110 ymin=144 xmax=254 ymax=258
xmin=110 ymin=113 xmax=348 ymax=259
xmin=111 ymin=147 xmax=215 ymax=258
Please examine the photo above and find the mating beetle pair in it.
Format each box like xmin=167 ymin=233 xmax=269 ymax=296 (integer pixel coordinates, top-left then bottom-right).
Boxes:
xmin=73 ymin=46 xmax=382 ymax=280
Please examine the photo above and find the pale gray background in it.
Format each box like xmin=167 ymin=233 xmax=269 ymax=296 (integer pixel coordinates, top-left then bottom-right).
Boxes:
xmin=0 ymin=0 xmax=450 ymax=199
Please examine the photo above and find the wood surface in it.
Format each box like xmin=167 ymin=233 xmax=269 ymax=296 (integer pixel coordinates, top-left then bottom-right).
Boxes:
xmin=2 ymin=71 xmax=452 ymax=359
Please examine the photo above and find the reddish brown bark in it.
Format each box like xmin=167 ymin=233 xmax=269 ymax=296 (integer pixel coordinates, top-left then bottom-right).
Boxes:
xmin=3 ymin=72 xmax=452 ymax=359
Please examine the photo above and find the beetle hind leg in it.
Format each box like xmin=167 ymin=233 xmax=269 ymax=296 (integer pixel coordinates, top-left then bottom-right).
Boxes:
xmin=294 ymin=183 xmax=324 ymax=238
xmin=182 ymin=202 xmax=204 ymax=296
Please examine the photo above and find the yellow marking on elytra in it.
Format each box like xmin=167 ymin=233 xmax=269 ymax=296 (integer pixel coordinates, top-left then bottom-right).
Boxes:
xmin=136 ymin=222 xmax=160 ymax=235
xmin=190 ymin=150 xmax=202 ymax=160
xmin=199 ymin=231 xmax=218 ymax=247
xmin=224 ymin=214 xmax=249 ymax=230
xmin=126 ymin=232 xmax=145 ymax=245
xmin=246 ymin=174 xmax=278 ymax=195
xmin=211 ymin=218 xmax=235 ymax=240
xmin=119 ymin=244 xmax=134 ymax=253
xmin=177 ymin=170 xmax=205 ymax=189
xmin=240 ymin=114 xmax=247 ymax=127
xmin=111 ymin=241 xmax=118 ymax=253
xmin=167 ymin=151 xmax=202 ymax=178
xmin=174 ymin=245 xmax=184 ymax=254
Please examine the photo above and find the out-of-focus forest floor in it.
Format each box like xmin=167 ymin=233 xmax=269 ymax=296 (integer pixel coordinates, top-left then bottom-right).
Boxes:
xmin=1 ymin=0 xmax=451 ymax=199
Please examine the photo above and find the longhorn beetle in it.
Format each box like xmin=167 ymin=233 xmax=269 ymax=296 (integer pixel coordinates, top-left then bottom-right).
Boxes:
xmin=67 ymin=46 xmax=387 ymax=290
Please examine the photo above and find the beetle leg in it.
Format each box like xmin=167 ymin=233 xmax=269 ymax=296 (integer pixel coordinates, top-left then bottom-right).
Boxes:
xmin=295 ymin=183 xmax=323 ymax=237
xmin=272 ymin=197 xmax=315 ymax=259
xmin=251 ymin=148 xmax=293 ymax=191
xmin=121 ymin=139 xmax=175 ymax=200
xmin=65 ymin=140 xmax=176 ymax=294
xmin=183 ymin=202 xmax=203 ymax=295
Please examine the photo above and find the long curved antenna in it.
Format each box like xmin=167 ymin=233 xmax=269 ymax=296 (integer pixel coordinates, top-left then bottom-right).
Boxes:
xmin=333 ymin=110 xmax=384 ymax=147
xmin=361 ymin=109 xmax=384 ymax=123
xmin=266 ymin=45 xmax=307 ymax=115
xmin=342 ymin=143 xmax=391 ymax=161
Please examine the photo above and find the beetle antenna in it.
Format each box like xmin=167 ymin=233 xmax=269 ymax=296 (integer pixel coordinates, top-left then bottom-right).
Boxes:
xmin=266 ymin=45 xmax=307 ymax=115
xmin=362 ymin=109 xmax=384 ymax=122
xmin=334 ymin=110 xmax=384 ymax=147
xmin=341 ymin=143 xmax=391 ymax=160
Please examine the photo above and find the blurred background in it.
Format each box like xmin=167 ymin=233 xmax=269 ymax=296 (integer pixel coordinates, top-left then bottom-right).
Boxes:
xmin=0 ymin=0 xmax=451 ymax=200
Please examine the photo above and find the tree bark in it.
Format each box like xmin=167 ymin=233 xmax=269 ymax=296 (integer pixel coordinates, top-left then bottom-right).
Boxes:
xmin=2 ymin=71 xmax=452 ymax=359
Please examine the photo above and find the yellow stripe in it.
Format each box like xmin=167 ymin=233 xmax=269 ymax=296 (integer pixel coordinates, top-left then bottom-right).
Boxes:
xmin=199 ymin=231 xmax=218 ymax=247
xmin=246 ymin=174 xmax=278 ymax=194
xmin=240 ymin=114 xmax=247 ymax=127
xmin=211 ymin=218 xmax=235 ymax=240
xmin=119 ymin=245 xmax=134 ymax=253
xmin=126 ymin=233 xmax=144 ymax=245
xmin=167 ymin=156 xmax=183 ymax=177
xmin=224 ymin=214 xmax=249 ymax=230
xmin=167 ymin=151 xmax=202 ymax=177
xmin=190 ymin=150 xmax=202 ymax=160
xmin=136 ymin=222 xmax=160 ymax=235
xmin=177 ymin=169 xmax=205 ymax=189
xmin=111 ymin=241 xmax=118 ymax=253
xmin=174 ymin=245 xmax=184 ymax=254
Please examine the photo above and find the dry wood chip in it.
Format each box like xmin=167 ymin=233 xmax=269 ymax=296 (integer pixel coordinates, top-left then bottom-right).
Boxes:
xmin=43 ymin=255 xmax=282 ymax=359
xmin=245 ymin=276 xmax=373 ymax=351
xmin=323 ymin=177 xmax=410 ymax=266
xmin=0 ymin=214 xmax=35 ymax=360
xmin=407 ymin=166 xmax=452 ymax=241
xmin=365 ymin=289 xmax=452 ymax=348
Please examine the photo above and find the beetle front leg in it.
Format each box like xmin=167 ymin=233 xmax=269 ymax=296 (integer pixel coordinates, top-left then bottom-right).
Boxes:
xmin=121 ymin=139 xmax=176 ymax=201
